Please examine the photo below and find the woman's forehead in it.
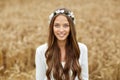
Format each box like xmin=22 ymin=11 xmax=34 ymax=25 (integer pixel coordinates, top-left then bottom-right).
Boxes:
xmin=54 ymin=15 xmax=69 ymax=24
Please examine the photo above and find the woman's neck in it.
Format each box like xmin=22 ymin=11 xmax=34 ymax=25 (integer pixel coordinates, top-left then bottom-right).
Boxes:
xmin=57 ymin=40 xmax=66 ymax=62
xmin=57 ymin=40 xmax=66 ymax=49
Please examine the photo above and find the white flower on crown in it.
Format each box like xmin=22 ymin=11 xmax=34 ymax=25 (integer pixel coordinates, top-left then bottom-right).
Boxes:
xmin=70 ymin=12 xmax=74 ymax=18
xmin=49 ymin=13 xmax=54 ymax=20
xmin=68 ymin=12 xmax=74 ymax=18
xmin=55 ymin=9 xmax=64 ymax=14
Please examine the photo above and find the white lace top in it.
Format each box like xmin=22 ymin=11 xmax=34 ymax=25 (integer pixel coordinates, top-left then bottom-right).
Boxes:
xmin=35 ymin=42 xmax=89 ymax=80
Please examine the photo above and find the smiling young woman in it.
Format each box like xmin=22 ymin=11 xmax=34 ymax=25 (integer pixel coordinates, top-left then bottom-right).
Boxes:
xmin=35 ymin=8 xmax=89 ymax=80
xmin=53 ymin=15 xmax=70 ymax=44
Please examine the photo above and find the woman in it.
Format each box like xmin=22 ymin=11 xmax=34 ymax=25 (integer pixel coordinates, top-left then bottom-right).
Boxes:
xmin=35 ymin=8 xmax=89 ymax=80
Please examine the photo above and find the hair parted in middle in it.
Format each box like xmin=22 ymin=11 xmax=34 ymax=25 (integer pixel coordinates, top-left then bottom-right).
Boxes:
xmin=45 ymin=8 xmax=81 ymax=80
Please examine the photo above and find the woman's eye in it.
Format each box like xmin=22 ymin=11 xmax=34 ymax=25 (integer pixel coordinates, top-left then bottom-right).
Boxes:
xmin=63 ymin=24 xmax=69 ymax=28
xmin=54 ymin=24 xmax=60 ymax=28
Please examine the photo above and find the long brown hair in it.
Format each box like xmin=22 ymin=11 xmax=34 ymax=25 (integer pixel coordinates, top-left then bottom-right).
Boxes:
xmin=45 ymin=8 xmax=81 ymax=80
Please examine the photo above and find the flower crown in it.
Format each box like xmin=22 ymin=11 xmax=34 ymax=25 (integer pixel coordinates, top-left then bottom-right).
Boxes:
xmin=49 ymin=9 xmax=75 ymax=24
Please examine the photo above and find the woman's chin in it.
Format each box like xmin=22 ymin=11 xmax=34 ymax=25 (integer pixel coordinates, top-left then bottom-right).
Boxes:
xmin=57 ymin=38 xmax=67 ymax=42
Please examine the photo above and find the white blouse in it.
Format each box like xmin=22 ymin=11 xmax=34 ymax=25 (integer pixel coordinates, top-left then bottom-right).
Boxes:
xmin=35 ymin=42 xmax=89 ymax=80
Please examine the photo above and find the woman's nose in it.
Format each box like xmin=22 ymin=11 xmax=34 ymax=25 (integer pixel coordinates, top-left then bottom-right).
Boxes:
xmin=59 ymin=26 xmax=64 ymax=32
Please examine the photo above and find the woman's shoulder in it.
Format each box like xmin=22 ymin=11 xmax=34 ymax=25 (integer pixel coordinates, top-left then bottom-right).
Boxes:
xmin=78 ymin=42 xmax=87 ymax=48
xmin=37 ymin=43 xmax=47 ymax=49
xmin=36 ymin=43 xmax=48 ymax=55
xmin=78 ymin=42 xmax=88 ymax=52
xmin=36 ymin=43 xmax=48 ymax=61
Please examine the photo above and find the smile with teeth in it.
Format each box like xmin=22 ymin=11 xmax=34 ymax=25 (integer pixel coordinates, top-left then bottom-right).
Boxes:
xmin=57 ymin=33 xmax=65 ymax=37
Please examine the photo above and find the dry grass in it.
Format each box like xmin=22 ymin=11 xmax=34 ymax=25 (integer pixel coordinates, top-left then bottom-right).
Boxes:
xmin=0 ymin=0 xmax=120 ymax=80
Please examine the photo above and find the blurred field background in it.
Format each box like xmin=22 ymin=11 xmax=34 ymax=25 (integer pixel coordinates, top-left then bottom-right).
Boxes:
xmin=0 ymin=0 xmax=120 ymax=80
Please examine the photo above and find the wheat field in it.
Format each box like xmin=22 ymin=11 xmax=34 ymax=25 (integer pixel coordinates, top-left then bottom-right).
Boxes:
xmin=0 ymin=0 xmax=120 ymax=80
